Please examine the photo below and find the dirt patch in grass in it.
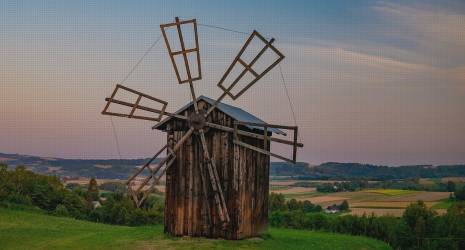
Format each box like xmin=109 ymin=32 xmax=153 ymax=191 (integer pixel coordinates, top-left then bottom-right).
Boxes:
xmin=270 ymin=181 xmax=299 ymax=186
xmin=47 ymin=166 xmax=62 ymax=173
xmin=442 ymin=177 xmax=465 ymax=183
xmin=270 ymin=186 xmax=291 ymax=191
xmin=298 ymin=195 xmax=347 ymax=204
xmin=65 ymin=178 xmax=125 ymax=186
xmin=363 ymin=189 xmax=416 ymax=196
xmin=384 ymin=191 xmax=450 ymax=202
xmin=274 ymin=187 xmax=316 ymax=195
xmin=94 ymin=164 xmax=112 ymax=169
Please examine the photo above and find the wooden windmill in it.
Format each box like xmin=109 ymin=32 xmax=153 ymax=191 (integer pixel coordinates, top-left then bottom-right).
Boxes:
xmin=101 ymin=17 xmax=303 ymax=239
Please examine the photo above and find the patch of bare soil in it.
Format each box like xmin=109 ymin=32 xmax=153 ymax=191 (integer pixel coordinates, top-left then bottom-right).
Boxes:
xmin=274 ymin=187 xmax=316 ymax=194
xmin=385 ymin=192 xmax=450 ymax=202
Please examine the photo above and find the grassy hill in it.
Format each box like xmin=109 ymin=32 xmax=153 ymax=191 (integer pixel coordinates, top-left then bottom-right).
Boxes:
xmin=0 ymin=208 xmax=391 ymax=250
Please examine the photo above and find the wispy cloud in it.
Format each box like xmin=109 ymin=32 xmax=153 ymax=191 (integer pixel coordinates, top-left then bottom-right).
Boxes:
xmin=373 ymin=1 xmax=465 ymax=68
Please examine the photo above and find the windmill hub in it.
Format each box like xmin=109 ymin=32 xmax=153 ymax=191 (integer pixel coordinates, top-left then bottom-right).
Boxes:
xmin=189 ymin=112 xmax=207 ymax=130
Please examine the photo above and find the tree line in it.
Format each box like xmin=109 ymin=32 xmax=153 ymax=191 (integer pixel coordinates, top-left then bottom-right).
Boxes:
xmin=293 ymin=178 xmax=462 ymax=193
xmin=271 ymin=162 xmax=465 ymax=180
xmin=0 ymin=164 xmax=163 ymax=226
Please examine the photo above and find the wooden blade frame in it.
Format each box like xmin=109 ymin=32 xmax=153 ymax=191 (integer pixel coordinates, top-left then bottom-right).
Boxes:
xmin=160 ymin=17 xmax=230 ymax=226
xmin=233 ymin=121 xmax=302 ymax=164
xmin=217 ymin=30 xmax=285 ymax=100
xmin=102 ymin=84 xmax=168 ymax=122
xmin=127 ymin=127 xmax=195 ymax=207
xmin=160 ymin=17 xmax=202 ymax=84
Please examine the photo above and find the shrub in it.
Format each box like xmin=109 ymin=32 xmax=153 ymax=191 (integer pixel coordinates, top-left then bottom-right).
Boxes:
xmin=54 ymin=204 xmax=70 ymax=217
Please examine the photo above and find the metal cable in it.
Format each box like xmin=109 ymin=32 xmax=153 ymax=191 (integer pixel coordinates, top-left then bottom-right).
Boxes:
xmin=110 ymin=116 xmax=122 ymax=159
xmin=198 ymin=23 xmax=251 ymax=36
xmin=109 ymin=33 xmax=163 ymax=159
xmin=198 ymin=23 xmax=273 ymax=40
xmin=278 ymin=64 xmax=302 ymax=143
xmin=199 ymin=22 xmax=299 ymax=143
xmin=118 ymin=34 xmax=163 ymax=85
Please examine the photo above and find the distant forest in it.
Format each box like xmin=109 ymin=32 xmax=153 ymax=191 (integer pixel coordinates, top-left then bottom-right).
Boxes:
xmin=1 ymin=152 xmax=465 ymax=180
xmin=271 ymin=162 xmax=465 ymax=180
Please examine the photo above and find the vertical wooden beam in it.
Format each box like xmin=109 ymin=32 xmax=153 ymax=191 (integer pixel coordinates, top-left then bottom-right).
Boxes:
xmin=160 ymin=21 xmax=182 ymax=83
xmin=102 ymin=84 xmax=119 ymax=114
xmin=193 ymin=19 xmax=201 ymax=80
xmin=175 ymin=17 xmax=194 ymax=83
xmin=293 ymin=127 xmax=298 ymax=163
xmin=263 ymin=125 xmax=268 ymax=150
xmin=128 ymin=95 xmax=142 ymax=118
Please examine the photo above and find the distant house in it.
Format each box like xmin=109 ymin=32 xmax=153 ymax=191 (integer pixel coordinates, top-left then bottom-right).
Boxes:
xmin=91 ymin=201 xmax=101 ymax=209
xmin=325 ymin=204 xmax=340 ymax=214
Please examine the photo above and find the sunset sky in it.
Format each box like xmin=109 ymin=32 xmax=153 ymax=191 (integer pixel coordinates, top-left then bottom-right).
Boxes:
xmin=1 ymin=0 xmax=464 ymax=165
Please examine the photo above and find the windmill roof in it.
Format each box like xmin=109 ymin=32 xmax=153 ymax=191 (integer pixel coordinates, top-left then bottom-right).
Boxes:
xmin=152 ymin=95 xmax=286 ymax=135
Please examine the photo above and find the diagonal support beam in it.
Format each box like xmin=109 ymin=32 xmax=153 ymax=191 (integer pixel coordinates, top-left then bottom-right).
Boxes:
xmin=128 ymin=127 xmax=194 ymax=207
xmin=198 ymin=129 xmax=230 ymax=225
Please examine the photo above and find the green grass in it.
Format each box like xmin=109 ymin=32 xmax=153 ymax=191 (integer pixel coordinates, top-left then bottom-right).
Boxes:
xmin=364 ymin=189 xmax=416 ymax=196
xmin=0 ymin=208 xmax=392 ymax=250
xmin=431 ymin=199 xmax=454 ymax=209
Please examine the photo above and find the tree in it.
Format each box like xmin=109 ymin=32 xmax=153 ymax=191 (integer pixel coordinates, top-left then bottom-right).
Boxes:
xmin=402 ymin=201 xmax=436 ymax=249
xmin=339 ymin=200 xmax=349 ymax=211
xmin=302 ymin=200 xmax=315 ymax=213
xmin=0 ymin=163 xmax=9 ymax=199
xmin=62 ymin=191 xmax=88 ymax=219
xmin=269 ymin=192 xmax=286 ymax=211
xmin=86 ymin=177 xmax=99 ymax=202
xmin=287 ymin=198 xmax=301 ymax=211
xmin=54 ymin=204 xmax=70 ymax=217
xmin=454 ymin=186 xmax=465 ymax=201
xmin=447 ymin=181 xmax=456 ymax=192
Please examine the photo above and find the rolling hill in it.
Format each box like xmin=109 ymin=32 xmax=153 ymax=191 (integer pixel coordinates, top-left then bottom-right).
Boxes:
xmin=2 ymin=152 xmax=465 ymax=181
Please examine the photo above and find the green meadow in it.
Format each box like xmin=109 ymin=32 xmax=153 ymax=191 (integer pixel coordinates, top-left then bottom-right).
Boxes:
xmin=0 ymin=208 xmax=391 ymax=250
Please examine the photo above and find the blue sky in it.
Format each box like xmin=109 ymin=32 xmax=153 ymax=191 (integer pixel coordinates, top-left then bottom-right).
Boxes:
xmin=1 ymin=0 xmax=464 ymax=165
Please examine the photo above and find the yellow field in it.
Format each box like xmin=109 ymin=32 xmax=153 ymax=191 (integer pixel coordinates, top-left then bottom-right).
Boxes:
xmin=441 ymin=177 xmax=465 ymax=183
xmin=383 ymin=191 xmax=450 ymax=202
xmin=64 ymin=178 xmax=125 ymax=185
xmin=272 ymin=184 xmax=452 ymax=217
xmin=364 ymin=189 xmax=415 ymax=196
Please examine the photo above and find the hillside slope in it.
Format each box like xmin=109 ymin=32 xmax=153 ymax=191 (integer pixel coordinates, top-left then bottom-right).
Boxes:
xmin=2 ymin=152 xmax=465 ymax=180
xmin=0 ymin=208 xmax=391 ymax=250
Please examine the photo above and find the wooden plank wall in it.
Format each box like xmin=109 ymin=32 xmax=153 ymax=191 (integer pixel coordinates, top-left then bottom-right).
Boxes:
xmin=164 ymin=101 xmax=270 ymax=239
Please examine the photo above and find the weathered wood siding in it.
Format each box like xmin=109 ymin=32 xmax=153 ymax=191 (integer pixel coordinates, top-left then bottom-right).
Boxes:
xmin=164 ymin=101 xmax=270 ymax=239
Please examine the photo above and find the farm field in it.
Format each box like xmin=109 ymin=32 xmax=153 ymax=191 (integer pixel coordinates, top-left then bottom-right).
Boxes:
xmin=0 ymin=208 xmax=391 ymax=250
xmin=270 ymin=181 xmax=453 ymax=217
xmin=272 ymin=186 xmax=316 ymax=195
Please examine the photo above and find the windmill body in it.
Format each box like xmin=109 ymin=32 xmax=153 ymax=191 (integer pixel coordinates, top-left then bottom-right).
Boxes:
xmin=156 ymin=96 xmax=275 ymax=239
xmin=101 ymin=17 xmax=303 ymax=240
